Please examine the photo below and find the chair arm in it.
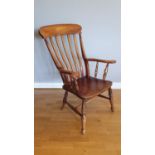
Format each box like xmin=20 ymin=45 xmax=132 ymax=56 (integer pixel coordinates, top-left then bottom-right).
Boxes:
xmin=85 ymin=58 xmax=116 ymax=80
xmin=86 ymin=58 xmax=116 ymax=64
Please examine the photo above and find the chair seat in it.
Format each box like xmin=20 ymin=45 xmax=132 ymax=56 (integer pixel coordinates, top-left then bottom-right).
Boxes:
xmin=63 ymin=76 xmax=112 ymax=99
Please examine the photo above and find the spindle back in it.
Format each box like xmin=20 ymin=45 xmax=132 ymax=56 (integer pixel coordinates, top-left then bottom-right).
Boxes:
xmin=39 ymin=24 xmax=89 ymax=79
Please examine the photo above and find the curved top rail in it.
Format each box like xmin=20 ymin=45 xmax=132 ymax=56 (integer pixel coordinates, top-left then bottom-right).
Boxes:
xmin=39 ymin=24 xmax=82 ymax=38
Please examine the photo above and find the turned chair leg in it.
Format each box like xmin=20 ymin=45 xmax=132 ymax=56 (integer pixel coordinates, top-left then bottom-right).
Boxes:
xmin=61 ymin=91 xmax=68 ymax=110
xmin=108 ymin=87 xmax=114 ymax=112
xmin=81 ymin=100 xmax=86 ymax=134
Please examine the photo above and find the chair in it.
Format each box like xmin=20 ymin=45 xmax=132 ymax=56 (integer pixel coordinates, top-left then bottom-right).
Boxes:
xmin=39 ymin=24 xmax=116 ymax=134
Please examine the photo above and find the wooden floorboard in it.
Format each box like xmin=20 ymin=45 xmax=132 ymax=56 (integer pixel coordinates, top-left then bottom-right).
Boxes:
xmin=34 ymin=89 xmax=121 ymax=155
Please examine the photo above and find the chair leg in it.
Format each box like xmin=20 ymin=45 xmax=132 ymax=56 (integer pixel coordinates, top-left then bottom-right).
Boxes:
xmin=61 ymin=91 xmax=68 ymax=110
xmin=81 ymin=100 xmax=86 ymax=134
xmin=108 ymin=87 xmax=114 ymax=112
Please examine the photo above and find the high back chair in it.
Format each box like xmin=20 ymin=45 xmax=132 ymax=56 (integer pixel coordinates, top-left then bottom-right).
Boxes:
xmin=39 ymin=24 xmax=116 ymax=134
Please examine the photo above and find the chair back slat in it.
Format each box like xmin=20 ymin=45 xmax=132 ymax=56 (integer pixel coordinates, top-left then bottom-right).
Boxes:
xmin=73 ymin=34 xmax=84 ymax=76
xmin=50 ymin=37 xmax=66 ymax=69
xmin=55 ymin=36 xmax=70 ymax=70
xmin=44 ymin=38 xmax=61 ymax=68
xmin=61 ymin=35 xmax=75 ymax=71
xmin=79 ymin=33 xmax=90 ymax=77
xmin=67 ymin=34 xmax=79 ymax=72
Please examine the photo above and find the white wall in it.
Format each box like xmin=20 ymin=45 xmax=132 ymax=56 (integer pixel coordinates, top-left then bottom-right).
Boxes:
xmin=34 ymin=0 xmax=121 ymax=83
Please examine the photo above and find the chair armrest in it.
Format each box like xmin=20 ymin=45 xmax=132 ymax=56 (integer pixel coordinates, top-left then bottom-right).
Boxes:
xmin=85 ymin=58 xmax=116 ymax=80
xmin=86 ymin=58 xmax=116 ymax=64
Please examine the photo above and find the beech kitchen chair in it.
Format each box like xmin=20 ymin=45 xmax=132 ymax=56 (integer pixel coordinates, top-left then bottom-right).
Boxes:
xmin=39 ymin=24 xmax=116 ymax=134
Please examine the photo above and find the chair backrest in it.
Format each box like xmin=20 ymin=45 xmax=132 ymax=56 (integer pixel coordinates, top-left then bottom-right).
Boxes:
xmin=39 ymin=24 xmax=89 ymax=82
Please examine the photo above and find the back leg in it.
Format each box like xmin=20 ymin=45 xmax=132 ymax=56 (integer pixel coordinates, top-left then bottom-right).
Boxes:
xmin=108 ymin=87 xmax=114 ymax=112
xmin=61 ymin=91 xmax=68 ymax=110
xmin=81 ymin=100 xmax=86 ymax=134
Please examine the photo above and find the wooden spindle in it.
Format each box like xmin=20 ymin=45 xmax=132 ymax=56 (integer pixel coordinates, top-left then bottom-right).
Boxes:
xmin=50 ymin=37 xmax=66 ymax=69
xmin=79 ymin=33 xmax=89 ymax=77
xmin=103 ymin=63 xmax=109 ymax=80
xmin=55 ymin=36 xmax=70 ymax=70
xmin=73 ymin=34 xmax=84 ymax=76
xmin=94 ymin=62 xmax=99 ymax=78
xmin=67 ymin=35 xmax=79 ymax=71
xmin=61 ymin=35 xmax=75 ymax=71
xmin=44 ymin=39 xmax=61 ymax=69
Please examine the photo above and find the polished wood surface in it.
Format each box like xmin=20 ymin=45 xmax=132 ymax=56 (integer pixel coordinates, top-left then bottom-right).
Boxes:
xmin=39 ymin=24 xmax=116 ymax=134
xmin=34 ymin=89 xmax=121 ymax=155
xmin=39 ymin=24 xmax=82 ymax=38
xmin=86 ymin=58 xmax=116 ymax=64
xmin=63 ymin=76 xmax=112 ymax=99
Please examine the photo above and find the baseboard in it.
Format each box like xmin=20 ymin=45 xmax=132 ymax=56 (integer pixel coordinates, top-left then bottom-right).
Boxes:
xmin=111 ymin=82 xmax=121 ymax=89
xmin=34 ymin=82 xmax=121 ymax=89
xmin=34 ymin=82 xmax=63 ymax=88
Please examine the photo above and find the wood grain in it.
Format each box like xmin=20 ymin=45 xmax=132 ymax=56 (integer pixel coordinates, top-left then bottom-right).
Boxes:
xmin=34 ymin=89 xmax=121 ymax=155
xmin=39 ymin=24 xmax=82 ymax=38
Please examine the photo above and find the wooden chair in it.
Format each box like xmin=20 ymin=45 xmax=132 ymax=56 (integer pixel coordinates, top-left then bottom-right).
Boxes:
xmin=39 ymin=24 xmax=116 ymax=134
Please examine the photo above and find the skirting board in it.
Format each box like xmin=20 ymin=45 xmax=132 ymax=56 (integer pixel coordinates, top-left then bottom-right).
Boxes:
xmin=34 ymin=82 xmax=121 ymax=89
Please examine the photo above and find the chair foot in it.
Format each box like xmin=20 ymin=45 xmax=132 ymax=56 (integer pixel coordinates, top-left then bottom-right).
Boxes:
xmin=81 ymin=129 xmax=86 ymax=135
xmin=81 ymin=115 xmax=86 ymax=135
xmin=108 ymin=88 xmax=114 ymax=112
xmin=61 ymin=91 xmax=68 ymax=110
xmin=111 ymin=106 xmax=114 ymax=112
